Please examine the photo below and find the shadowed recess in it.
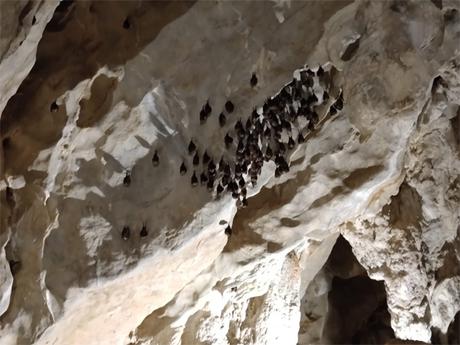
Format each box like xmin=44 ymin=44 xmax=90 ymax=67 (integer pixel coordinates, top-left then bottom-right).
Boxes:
xmin=323 ymin=235 xmax=394 ymax=344
xmin=383 ymin=182 xmax=423 ymax=229
xmin=343 ymin=165 xmax=383 ymax=190
xmin=341 ymin=38 xmax=360 ymax=61
xmin=77 ymin=74 xmax=118 ymax=128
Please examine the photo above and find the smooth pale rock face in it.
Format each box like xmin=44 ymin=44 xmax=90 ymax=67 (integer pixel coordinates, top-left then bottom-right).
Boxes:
xmin=0 ymin=1 xmax=459 ymax=345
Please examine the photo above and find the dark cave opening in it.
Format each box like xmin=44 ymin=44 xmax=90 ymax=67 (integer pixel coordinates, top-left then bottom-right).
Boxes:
xmin=323 ymin=235 xmax=395 ymax=344
xmin=432 ymin=310 xmax=460 ymax=345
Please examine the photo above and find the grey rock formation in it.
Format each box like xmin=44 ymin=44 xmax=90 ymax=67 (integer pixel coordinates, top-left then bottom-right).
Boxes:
xmin=0 ymin=1 xmax=459 ymax=344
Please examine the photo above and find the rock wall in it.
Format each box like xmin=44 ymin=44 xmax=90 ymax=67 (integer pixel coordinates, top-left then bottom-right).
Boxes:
xmin=0 ymin=1 xmax=459 ymax=344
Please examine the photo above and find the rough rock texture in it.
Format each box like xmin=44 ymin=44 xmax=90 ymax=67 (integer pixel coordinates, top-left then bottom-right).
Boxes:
xmin=0 ymin=1 xmax=460 ymax=344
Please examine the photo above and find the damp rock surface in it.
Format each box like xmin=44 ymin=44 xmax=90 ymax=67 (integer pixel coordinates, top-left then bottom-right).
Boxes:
xmin=1 ymin=1 xmax=460 ymax=345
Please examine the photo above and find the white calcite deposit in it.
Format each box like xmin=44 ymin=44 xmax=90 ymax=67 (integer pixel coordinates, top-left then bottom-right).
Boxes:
xmin=0 ymin=1 xmax=459 ymax=344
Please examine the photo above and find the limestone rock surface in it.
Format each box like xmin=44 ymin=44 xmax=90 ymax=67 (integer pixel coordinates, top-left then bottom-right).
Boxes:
xmin=0 ymin=1 xmax=459 ymax=345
